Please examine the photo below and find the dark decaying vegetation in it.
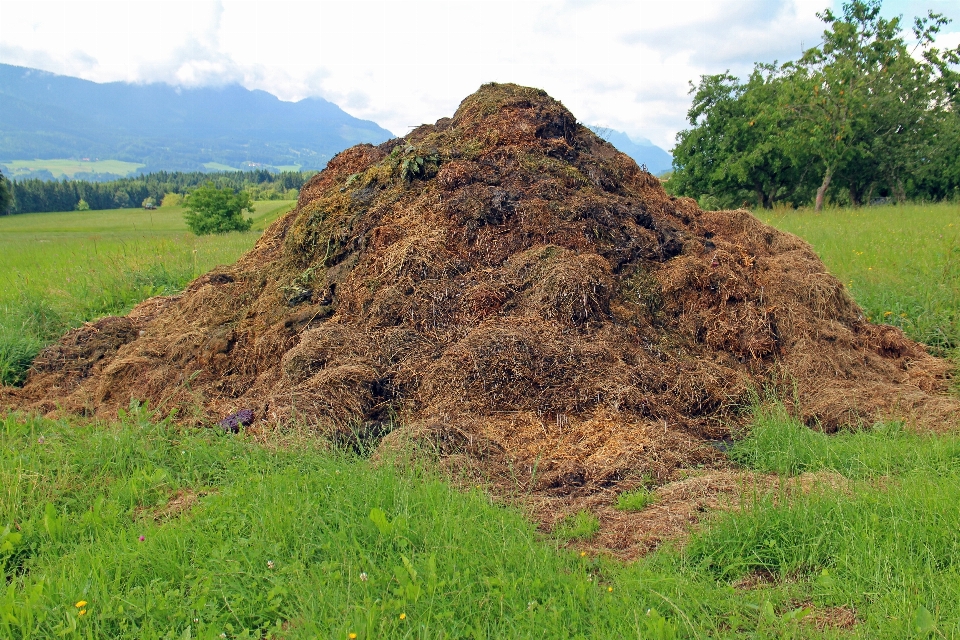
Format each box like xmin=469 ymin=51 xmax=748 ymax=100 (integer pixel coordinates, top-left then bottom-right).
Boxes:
xmin=3 ymin=84 xmax=957 ymax=519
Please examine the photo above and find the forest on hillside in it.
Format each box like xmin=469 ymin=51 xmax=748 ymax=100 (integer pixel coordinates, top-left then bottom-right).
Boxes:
xmin=0 ymin=169 xmax=313 ymax=215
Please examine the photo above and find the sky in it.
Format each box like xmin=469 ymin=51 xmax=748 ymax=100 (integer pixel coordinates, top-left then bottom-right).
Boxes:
xmin=1 ymin=0 xmax=958 ymax=151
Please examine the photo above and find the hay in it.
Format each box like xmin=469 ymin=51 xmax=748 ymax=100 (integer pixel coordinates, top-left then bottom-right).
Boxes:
xmin=5 ymin=83 xmax=957 ymax=504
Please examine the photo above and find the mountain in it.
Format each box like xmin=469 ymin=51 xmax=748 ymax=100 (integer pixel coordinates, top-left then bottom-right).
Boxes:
xmin=588 ymin=127 xmax=673 ymax=175
xmin=0 ymin=64 xmax=395 ymax=176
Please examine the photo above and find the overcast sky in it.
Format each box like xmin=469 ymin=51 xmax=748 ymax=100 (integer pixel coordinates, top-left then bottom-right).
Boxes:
xmin=1 ymin=0 xmax=958 ymax=150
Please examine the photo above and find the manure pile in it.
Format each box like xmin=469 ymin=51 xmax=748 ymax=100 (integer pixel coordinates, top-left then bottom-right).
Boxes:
xmin=5 ymin=83 xmax=957 ymax=495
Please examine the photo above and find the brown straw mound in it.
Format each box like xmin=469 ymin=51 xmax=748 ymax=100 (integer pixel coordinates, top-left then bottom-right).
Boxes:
xmin=5 ymin=83 xmax=957 ymax=498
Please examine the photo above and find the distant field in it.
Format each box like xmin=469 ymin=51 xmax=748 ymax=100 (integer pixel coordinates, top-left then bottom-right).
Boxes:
xmin=201 ymin=162 xmax=240 ymax=172
xmin=759 ymin=202 xmax=960 ymax=359
xmin=0 ymin=201 xmax=295 ymax=384
xmin=1 ymin=158 xmax=145 ymax=179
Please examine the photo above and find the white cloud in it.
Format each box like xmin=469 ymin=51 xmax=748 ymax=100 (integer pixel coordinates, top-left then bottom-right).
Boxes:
xmin=0 ymin=0 xmax=957 ymax=150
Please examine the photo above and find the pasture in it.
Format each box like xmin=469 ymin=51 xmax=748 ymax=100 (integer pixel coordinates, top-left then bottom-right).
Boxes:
xmin=1 ymin=159 xmax=145 ymax=180
xmin=758 ymin=202 xmax=960 ymax=361
xmin=1 ymin=202 xmax=959 ymax=638
xmin=0 ymin=201 xmax=295 ymax=385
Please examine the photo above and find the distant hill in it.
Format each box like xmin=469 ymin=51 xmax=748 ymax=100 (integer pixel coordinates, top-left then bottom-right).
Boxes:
xmin=589 ymin=127 xmax=673 ymax=175
xmin=0 ymin=64 xmax=395 ymax=178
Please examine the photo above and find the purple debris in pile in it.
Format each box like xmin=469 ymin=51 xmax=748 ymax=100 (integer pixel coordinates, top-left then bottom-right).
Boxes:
xmin=220 ymin=408 xmax=254 ymax=432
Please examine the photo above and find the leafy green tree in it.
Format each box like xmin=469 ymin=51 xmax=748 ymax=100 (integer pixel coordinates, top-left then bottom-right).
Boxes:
xmin=0 ymin=169 xmax=12 ymax=215
xmin=161 ymin=193 xmax=184 ymax=207
xmin=113 ymin=190 xmax=131 ymax=208
xmin=76 ymin=198 xmax=90 ymax=211
xmin=183 ymin=183 xmax=254 ymax=235
xmin=671 ymin=66 xmax=810 ymax=209
xmin=784 ymin=0 xmax=959 ymax=209
xmin=669 ymin=0 xmax=959 ymax=210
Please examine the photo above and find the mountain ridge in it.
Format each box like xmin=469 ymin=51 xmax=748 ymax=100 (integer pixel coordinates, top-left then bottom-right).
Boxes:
xmin=0 ymin=63 xmax=395 ymax=175
xmin=0 ymin=64 xmax=674 ymax=179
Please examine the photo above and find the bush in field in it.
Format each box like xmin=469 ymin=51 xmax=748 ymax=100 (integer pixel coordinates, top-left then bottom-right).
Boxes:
xmin=76 ymin=198 xmax=90 ymax=211
xmin=183 ymin=184 xmax=254 ymax=235
xmin=160 ymin=192 xmax=183 ymax=207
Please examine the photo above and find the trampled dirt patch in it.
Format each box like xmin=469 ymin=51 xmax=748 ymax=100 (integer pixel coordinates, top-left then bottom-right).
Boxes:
xmin=4 ymin=84 xmax=957 ymax=524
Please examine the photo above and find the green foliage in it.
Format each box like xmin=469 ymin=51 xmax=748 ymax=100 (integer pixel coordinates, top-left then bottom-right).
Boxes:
xmin=671 ymin=67 xmax=807 ymax=210
xmin=671 ymin=0 xmax=960 ymax=210
xmin=0 ymin=201 xmax=293 ymax=385
xmin=553 ymin=510 xmax=600 ymax=540
xmin=75 ymin=198 xmax=89 ymax=211
xmin=758 ymin=202 xmax=960 ymax=361
xmin=614 ymin=486 xmax=657 ymax=512
xmin=0 ymin=169 xmax=11 ymax=216
xmin=160 ymin=193 xmax=183 ymax=207
xmin=183 ymin=184 xmax=254 ymax=235
xmin=7 ymin=169 xmax=314 ymax=215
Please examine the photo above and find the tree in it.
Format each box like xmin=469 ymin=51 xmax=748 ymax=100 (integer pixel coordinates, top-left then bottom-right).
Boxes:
xmin=784 ymin=0 xmax=959 ymax=209
xmin=113 ymin=189 xmax=131 ymax=208
xmin=183 ymin=183 xmax=254 ymax=235
xmin=76 ymin=198 xmax=90 ymax=211
xmin=668 ymin=0 xmax=959 ymax=210
xmin=671 ymin=67 xmax=811 ymax=209
xmin=0 ymin=169 xmax=12 ymax=215
xmin=160 ymin=193 xmax=183 ymax=207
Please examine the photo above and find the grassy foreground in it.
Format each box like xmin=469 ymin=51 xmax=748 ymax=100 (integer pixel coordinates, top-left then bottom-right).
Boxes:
xmin=3 ymin=407 xmax=960 ymax=638
xmin=2 ymin=202 xmax=960 ymax=637
xmin=0 ymin=202 xmax=294 ymax=385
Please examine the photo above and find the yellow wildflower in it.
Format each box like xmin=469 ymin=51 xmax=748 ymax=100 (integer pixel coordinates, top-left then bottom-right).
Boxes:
xmin=75 ymin=601 xmax=87 ymax=608
xmin=607 ymin=586 xmax=613 ymax=592
xmin=349 ymin=634 xmax=357 ymax=639
xmin=400 ymin=613 xmax=406 ymax=620
xmin=78 ymin=609 xmax=87 ymax=616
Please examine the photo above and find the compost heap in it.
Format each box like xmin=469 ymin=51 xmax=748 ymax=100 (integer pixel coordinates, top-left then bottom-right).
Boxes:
xmin=6 ymin=83 xmax=957 ymax=494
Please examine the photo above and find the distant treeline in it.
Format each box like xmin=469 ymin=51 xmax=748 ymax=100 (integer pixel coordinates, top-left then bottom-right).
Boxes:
xmin=667 ymin=1 xmax=960 ymax=210
xmin=0 ymin=169 xmax=316 ymax=215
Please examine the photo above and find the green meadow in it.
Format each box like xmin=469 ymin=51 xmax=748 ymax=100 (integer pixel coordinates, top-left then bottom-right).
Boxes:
xmin=757 ymin=202 xmax=960 ymax=360
xmin=0 ymin=201 xmax=294 ymax=385
xmin=1 ymin=159 xmax=146 ymax=180
xmin=1 ymin=202 xmax=959 ymax=638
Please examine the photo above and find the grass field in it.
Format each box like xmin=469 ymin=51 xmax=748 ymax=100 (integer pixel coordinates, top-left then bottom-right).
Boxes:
xmin=1 ymin=202 xmax=960 ymax=638
xmin=757 ymin=202 xmax=960 ymax=360
xmin=1 ymin=159 xmax=145 ymax=179
xmin=0 ymin=201 xmax=295 ymax=385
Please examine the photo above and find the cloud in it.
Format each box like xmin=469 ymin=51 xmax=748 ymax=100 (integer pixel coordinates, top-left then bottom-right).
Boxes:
xmin=0 ymin=0 xmax=956 ymax=150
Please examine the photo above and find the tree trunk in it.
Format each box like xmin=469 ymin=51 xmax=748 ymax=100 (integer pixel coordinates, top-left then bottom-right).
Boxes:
xmin=815 ymin=166 xmax=833 ymax=212
xmin=894 ymin=178 xmax=906 ymax=204
xmin=849 ymin=186 xmax=860 ymax=207
xmin=755 ymin=188 xmax=769 ymax=210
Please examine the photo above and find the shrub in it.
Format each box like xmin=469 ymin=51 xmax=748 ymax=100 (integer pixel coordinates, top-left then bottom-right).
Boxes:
xmin=183 ymin=184 xmax=254 ymax=235
xmin=160 ymin=193 xmax=183 ymax=207
xmin=75 ymin=198 xmax=90 ymax=211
